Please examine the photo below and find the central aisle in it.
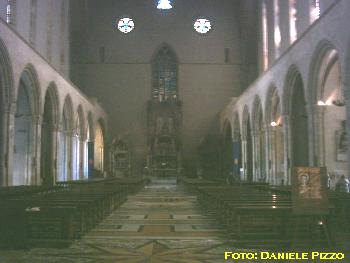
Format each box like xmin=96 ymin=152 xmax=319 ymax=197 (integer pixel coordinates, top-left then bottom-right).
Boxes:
xmin=1 ymin=181 xmax=234 ymax=263
xmin=80 ymin=180 xmax=231 ymax=262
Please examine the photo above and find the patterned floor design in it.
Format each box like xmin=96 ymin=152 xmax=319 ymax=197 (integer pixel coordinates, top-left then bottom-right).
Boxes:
xmin=0 ymin=180 xmax=238 ymax=263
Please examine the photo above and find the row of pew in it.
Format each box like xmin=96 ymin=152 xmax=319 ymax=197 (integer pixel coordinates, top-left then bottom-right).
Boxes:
xmin=183 ymin=179 xmax=344 ymax=248
xmin=0 ymin=177 xmax=147 ymax=248
xmin=196 ymin=185 xmax=292 ymax=246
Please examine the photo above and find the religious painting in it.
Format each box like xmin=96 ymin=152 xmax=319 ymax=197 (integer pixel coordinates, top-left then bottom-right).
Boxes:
xmin=292 ymin=167 xmax=328 ymax=215
xmin=336 ymin=120 xmax=347 ymax=162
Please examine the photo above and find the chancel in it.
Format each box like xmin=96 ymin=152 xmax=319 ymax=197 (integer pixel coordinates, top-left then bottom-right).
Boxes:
xmin=1 ymin=0 xmax=350 ymax=261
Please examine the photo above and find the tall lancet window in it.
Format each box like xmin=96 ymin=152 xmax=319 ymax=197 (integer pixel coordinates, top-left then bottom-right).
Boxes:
xmin=274 ymin=0 xmax=281 ymax=58
xmin=289 ymin=0 xmax=297 ymax=43
xmin=261 ymin=1 xmax=268 ymax=71
xmin=6 ymin=0 xmax=15 ymax=24
xmin=310 ymin=0 xmax=320 ymax=23
xmin=152 ymin=45 xmax=178 ymax=101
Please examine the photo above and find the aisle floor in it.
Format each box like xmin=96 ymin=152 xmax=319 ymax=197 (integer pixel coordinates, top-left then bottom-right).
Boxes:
xmin=0 ymin=182 xmax=234 ymax=263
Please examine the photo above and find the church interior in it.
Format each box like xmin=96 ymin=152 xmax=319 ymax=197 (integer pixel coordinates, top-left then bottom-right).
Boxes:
xmin=1 ymin=0 xmax=350 ymax=261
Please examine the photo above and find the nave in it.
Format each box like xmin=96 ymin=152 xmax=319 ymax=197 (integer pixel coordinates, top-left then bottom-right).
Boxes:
xmin=1 ymin=179 xmax=231 ymax=263
xmin=1 ymin=178 xmax=350 ymax=262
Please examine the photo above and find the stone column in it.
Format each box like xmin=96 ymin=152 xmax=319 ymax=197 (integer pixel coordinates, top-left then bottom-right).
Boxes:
xmin=282 ymin=115 xmax=291 ymax=185
xmin=67 ymin=130 xmax=73 ymax=180
xmin=79 ymin=135 xmax=86 ymax=179
xmin=52 ymin=124 xmax=59 ymax=184
xmin=4 ymin=102 xmax=16 ymax=186
xmin=32 ymin=115 xmax=42 ymax=185
xmin=265 ymin=125 xmax=274 ymax=185
xmin=251 ymin=130 xmax=259 ymax=182
xmin=241 ymin=139 xmax=247 ymax=181
xmin=312 ymin=103 xmax=325 ymax=167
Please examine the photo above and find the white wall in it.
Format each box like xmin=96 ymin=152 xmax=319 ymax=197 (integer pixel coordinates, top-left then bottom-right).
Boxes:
xmin=0 ymin=0 xmax=70 ymax=76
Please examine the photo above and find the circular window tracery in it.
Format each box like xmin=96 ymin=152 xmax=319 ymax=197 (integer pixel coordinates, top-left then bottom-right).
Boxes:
xmin=117 ymin=17 xmax=135 ymax=34
xmin=194 ymin=18 xmax=212 ymax=34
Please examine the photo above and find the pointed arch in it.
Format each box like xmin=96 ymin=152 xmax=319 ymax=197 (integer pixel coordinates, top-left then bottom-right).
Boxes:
xmin=94 ymin=118 xmax=106 ymax=174
xmin=0 ymin=37 xmax=13 ymax=186
xmin=308 ymin=40 xmax=347 ymax=181
xmin=151 ymin=43 xmax=178 ymax=100
xmin=58 ymin=94 xmax=74 ymax=181
xmin=72 ymin=104 xmax=85 ymax=180
xmin=242 ymin=105 xmax=251 ymax=140
xmin=242 ymin=105 xmax=253 ymax=182
xmin=43 ymin=82 xmax=60 ymax=125
xmin=62 ymin=95 xmax=74 ymax=131
xmin=40 ymin=82 xmax=59 ymax=186
xmin=308 ymin=39 xmax=340 ymax=105
xmin=265 ymin=86 xmax=284 ymax=185
xmin=252 ymin=95 xmax=266 ymax=182
xmin=76 ymin=105 xmax=86 ymax=139
xmin=0 ymin=37 xmax=13 ymax=109
xmin=265 ymin=84 xmax=280 ymax=124
xmin=18 ymin=64 xmax=41 ymax=116
xmin=12 ymin=65 xmax=41 ymax=185
xmin=283 ymin=64 xmax=305 ymax=115
xmin=252 ymin=95 xmax=263 ymax=132
xmin=284 ymin=65 xmax=309 ymax=168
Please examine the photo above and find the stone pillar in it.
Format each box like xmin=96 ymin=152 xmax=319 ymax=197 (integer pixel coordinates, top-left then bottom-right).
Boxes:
xmin=282 ymin=115 xmax=291 ymax=185
xmin=312 ymin=103 xmax=325 ymax=167
xmin=79 ymin=135 xmax=86 ymax=179
xmin=251 ymin=130 xmax=259 ymax=182
xmin=67 ymin=130 xmax=73 ymax=180
xmin=4 ymin=103 xmax=16 ymax=186
xmin=52 ymin=124 xmax=59 ymax=184
xmin=265 ymin=125 xmax=274 ymax=185
xmin=0 ymin=105 xmax=7 ymax=186
xmin=241 ymin=139 xmax=247 ymax=181
xmin=32 ymin=115 xmax=42 ymax=185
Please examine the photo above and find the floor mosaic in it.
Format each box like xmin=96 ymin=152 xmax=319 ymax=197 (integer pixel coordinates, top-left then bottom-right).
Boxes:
xmin=0 ymin=180 xmax=236 ymax=262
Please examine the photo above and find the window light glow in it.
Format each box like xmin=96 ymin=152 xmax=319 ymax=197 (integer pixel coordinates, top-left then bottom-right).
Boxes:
xmin=311 ymin=0 xmax=320 ymax=23
xmin=317 ymin=100 xmax=327 ymax=106
xmin=157 ymin=0 xmax=173 ymax=10
xmin=289 ymin=0 xmax=297 ymax=43
xmin=117 ymin=17 xmax=135 ymax=34
xmin=6 ymin=3 xmax=11 ymax=24
xmin=194 ymin=18 xmax=212 ymax=34
xmin=262 ymin=2 xmax=268 ymax=71
xmin=274 ymin=0 xmax=281 ymax=57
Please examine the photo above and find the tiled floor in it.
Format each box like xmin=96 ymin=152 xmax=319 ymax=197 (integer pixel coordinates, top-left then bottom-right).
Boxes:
xmin=0 ymin=180 xmax=234 ymax=263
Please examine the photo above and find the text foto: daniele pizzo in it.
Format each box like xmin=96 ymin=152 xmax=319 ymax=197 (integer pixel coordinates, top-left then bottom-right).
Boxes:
xmin=224 ymin=251 xmax=346 ymax=260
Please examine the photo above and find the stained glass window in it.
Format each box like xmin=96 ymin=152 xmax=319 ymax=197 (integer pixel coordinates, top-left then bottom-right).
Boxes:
xmin=157 ymin=0 xmax=173 ymax=10
xmin=117 ymin=17 xmax=135 ymax=34
xmin=152 ymin=45 xmax=178 ymax=101
xmin=194 ymin=18 xmax=211 ymax=34
xmin=6 ymin=0 xmax=13 ymax=24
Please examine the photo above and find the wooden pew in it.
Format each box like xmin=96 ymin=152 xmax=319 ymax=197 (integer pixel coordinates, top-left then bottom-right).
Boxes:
xmin=0 ymin=177 xmax=147 ymax=248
